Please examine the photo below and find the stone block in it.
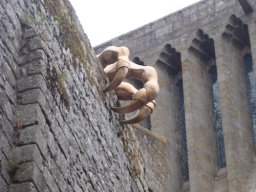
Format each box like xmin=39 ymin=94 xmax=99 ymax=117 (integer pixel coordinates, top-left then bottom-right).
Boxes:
xmin=16 ymin=104 xmax=46 ymax=128
xmin=0 ymin=150 xmax=11 ymax=184
xmin=9 ymin=182 xmax=38 ymax=192
xmin=42 ymin=167 xmax=61 ymax=192
xmin=4 ymin=80 xmax=16 ymax=104
xmin=28 ymin=37 xmax=45 ymax=51
xmin=13 ymin=162 xmax=46 ymax=192
xmin=17 ymin=125 xmax=48 ymax=159
xmin=0 ymin=129 xmax=12 ymax=157
xmin=22 ymin=59 xmax=47 ymax=77
xmin=26 ymin=50 xmax=47 ymax=63
xmin=24 ymin=27 xmax=37 ymax=39
xmin=0 ymin=91 xmax=14 ymax=122
xmin=9 ymin=145 xmax=43 ymax=171
xmin=18 ymin=88 xmax=45 ymax=105
xmin=50 ymin=164 xmax=68 ymax=192
xmin=0 ymin=175 xmax=8 ymax=192
xmin=17 ymin=74 xmax=47 ymax=92
xmin=3 ymin=61 xmax=16 ymax=88
xmin=46 ymin=130 xmax=57 ymax=158
xmin=5 ymin=3 xmax=20 ymax=31
xmin=3 ymin=37 xmax=17 ymax=57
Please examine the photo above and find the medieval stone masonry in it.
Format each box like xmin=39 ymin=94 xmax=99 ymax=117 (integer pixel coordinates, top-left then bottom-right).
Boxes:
xmin=1 ymin=0 xmax=256 ymax=192
xmin=95 ymin=0 xmax=256 ymax=191
xmin=0 ymin=0 xmax=154 ymax=191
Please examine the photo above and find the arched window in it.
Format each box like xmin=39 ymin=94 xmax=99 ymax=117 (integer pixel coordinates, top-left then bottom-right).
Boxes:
xmin=189 ymin=29 xmax=226 ymax=169
xmin=157 ymin=44 xmax=189 ymax=181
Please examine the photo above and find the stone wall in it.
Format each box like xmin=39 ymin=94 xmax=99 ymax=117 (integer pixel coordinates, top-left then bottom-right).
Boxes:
xmin=0 ymin=0 xmax=163 ymax=191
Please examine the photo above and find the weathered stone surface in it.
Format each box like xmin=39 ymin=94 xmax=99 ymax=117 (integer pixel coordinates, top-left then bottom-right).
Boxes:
xmin=17 ymin=74 xmax=47 ymax=92
xmin=17 ymin=125 xmax=48 ymax=159
xmin=0 ymin=0 xmax=152 ymax=191
xmin=13 ymin=162 xmax=47 ymax=191
xmin=0 ymin=176 xmax=8 ymax=192
xmin=1 ymin=0 xmax=255 ymax=192
xmin=9 ymin=182 xmax=38 ymax=192
xmin=0 ymin=151 xmax=11 ymax=184
xmin=16 ymin=104 xmax=46 ymax=127
xmin=10 ymin=145 xmax=43 ymax=170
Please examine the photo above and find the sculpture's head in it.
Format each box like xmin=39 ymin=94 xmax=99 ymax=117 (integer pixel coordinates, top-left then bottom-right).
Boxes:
xmin=97 ymin=50 xmax=118 ymax=68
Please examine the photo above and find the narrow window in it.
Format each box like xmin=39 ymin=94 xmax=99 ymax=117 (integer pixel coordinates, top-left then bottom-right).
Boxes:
xmin=209 ymin=65 xmax=226 ymax=168
xmin=177 ymin=80 xmax=189 ymax=181
xmin=244 ymin=54 xmax=256 ymax=145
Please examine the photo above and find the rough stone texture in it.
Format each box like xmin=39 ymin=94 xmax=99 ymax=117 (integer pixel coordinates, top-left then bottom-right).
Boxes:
xmin=1 ymin=0 xmax=256 ymax=191
xmin=0 ymin=0 xmax=154 ymax=191
xmin=95 ymin=0 xmax=256 ymax=191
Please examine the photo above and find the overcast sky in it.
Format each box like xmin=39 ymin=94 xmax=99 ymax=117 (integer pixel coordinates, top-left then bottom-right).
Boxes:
xmin=69 ymin=0 xmax=202 ymax=46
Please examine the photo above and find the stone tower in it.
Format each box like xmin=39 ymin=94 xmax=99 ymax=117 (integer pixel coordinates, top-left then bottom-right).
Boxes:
xmin=95 ymin=0 xmax=256 ymax=191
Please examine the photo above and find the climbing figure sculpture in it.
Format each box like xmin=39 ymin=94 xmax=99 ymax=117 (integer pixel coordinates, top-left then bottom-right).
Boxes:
xmin=97 ymin=46 xmax=160 ymax=124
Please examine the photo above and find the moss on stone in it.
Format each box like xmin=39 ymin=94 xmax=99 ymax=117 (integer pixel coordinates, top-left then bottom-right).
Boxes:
xmin=51 ymin=65 xmax=70 ymax=108
xmin=44 ymin=0 xmax=87 ymax=67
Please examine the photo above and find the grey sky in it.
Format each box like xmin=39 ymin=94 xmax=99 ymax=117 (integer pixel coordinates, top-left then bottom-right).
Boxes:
xmin=69 ymin=0 xmax=202 ymax=46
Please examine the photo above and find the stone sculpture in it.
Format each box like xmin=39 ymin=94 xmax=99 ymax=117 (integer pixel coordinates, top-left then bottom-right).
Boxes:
xmin=97 ymin=46 xmax=160 ymax=124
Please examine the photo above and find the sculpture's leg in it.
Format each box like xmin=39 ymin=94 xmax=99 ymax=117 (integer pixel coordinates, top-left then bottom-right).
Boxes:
xmin=103 ymin=66 xmax=129 ymax=92
xmin=111 ymin=88 xmax=147 ymax=113
xmin=115 ymin=82 xmax=137 ymax=100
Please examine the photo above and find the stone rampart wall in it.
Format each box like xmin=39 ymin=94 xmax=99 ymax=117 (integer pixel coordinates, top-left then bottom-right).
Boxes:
xmin=0 ymin=0 xmax=163 ymax=191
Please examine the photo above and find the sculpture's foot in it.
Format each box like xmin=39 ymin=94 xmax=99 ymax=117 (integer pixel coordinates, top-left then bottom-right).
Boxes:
xmin=119 ymin=100 xmax=156 ymax=124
